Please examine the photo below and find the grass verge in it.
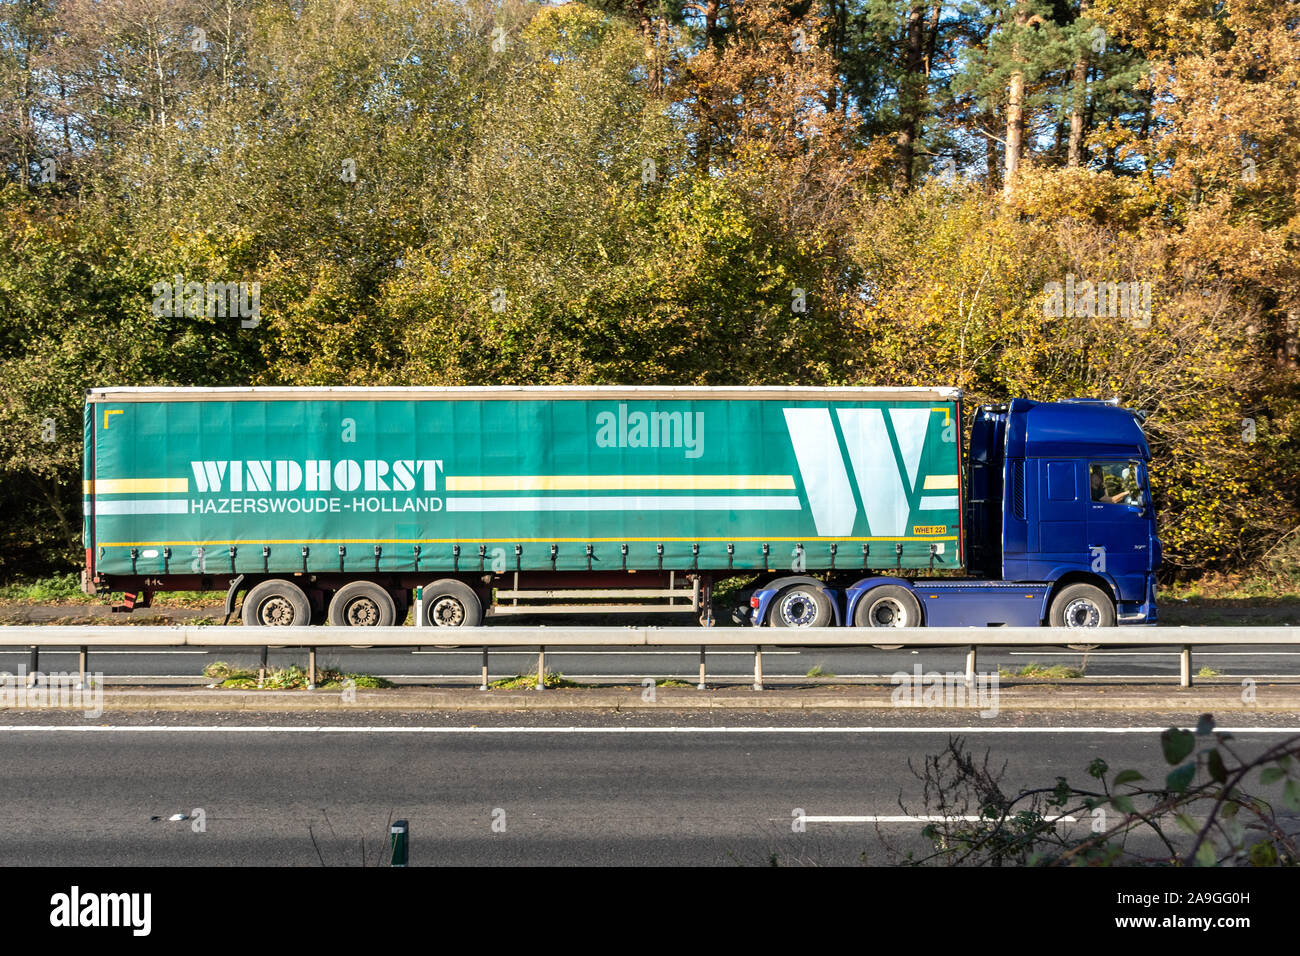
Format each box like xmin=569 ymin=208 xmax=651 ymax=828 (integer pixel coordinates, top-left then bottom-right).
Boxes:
xmin=488 ymin=671 xmax=587 ymax=690
xmin=999 ymin=662 xmax=1085 ymax=680
xmin=0 ymin=573 xmax=214 ymax=607
xmin=203 ymin=661 xmax=394 ymax=689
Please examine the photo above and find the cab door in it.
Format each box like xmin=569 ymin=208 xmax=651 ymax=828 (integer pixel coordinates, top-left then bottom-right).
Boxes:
xmin=1086 ymin=460 xmax=1150 ymax=601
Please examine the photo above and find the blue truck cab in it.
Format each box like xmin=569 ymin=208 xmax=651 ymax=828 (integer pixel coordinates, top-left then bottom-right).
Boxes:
xmin=751 ymin=397 xmax=1161 ymax=629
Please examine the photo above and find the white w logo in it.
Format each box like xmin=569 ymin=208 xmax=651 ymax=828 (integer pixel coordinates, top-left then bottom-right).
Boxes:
xmin=783 ymin=408 xmax=932 ymax=537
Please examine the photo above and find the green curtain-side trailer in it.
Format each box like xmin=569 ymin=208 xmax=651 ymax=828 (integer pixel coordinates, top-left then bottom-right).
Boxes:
xmin=84 ymin=386 xmax=964 ymax=589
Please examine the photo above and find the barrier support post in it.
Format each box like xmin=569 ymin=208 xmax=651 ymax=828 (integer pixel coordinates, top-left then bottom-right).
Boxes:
xmin=390 ymin=820 xmax=409 ymax=867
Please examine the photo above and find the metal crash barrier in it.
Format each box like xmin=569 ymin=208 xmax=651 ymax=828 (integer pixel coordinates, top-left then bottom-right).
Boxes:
xmin=0 ymin=625 xmax=1295 ymax=690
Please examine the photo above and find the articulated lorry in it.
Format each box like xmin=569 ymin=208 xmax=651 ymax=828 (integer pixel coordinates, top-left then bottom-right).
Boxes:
xmin=81 ymin=386 xmax=1159 ymax=629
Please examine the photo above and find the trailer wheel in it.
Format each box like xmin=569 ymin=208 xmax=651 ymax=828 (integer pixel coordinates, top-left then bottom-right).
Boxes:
xmin=241 ymin=579 xmax=312 ymax=627
xmin=1050 ymin=583 xmax=1114 ymax=645
xmin=423 ymin=579 xmax=483 ymax=627
xmin=854 ymin=585 xmax=921 ymax=648
xmin=768 ymin=583 xmax=833 ymax=628
xmin=328 ymin=581 xmax=397 ymax=628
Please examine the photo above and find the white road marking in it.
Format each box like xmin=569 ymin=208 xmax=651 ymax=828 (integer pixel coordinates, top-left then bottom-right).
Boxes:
xmin=385 ymin=673 xmax=1300 ymax=680
xmin=803 ymin=814 xmax=1077 ymax=823
xmin=0 ymin=650 xmax=209 ymax=655
xmin=410 ymin=650 xmax=800 ymax=656
xmin=0 ymin=726 xmax=1296 ymax=734
xmin=1009 ymin=651 xmax=1300 ymax=657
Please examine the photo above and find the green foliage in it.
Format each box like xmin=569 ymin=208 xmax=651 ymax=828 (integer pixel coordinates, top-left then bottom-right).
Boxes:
xmin=487 ymin=671 xmax=584 ymax=689
xmin=998 ymin=662 xmax=1084 ymax=679
xmin=0 ymin=574 xmax=212 ymax=606
xmin=892 ymin=715 xmax=1300 ymax=866
xmin=847 ymin=177 xmax=1300 ymax=573
xmin=203 ymin=660 xmax=393 ymax=689
xmin=0 ymin=573 xmax=87 ymax=604
xmin=316 ymin=669 xmax=395 ymax=690
xmin=0 ymin=0 xmax=1296 ymax=586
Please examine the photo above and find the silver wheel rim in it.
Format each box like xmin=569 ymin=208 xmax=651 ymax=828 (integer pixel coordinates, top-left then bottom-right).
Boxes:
xmin=345 ymin=597 xmax=381 ymax=626
xmin=1063 ymin=597 xmax=1100 ymax=627
xmin=779 ymin=591 xmax=818 ymax=626
xmin=260 ymin=596 xmax=295 ymax=626
xmin=869 ymin=597 xmax=907 ymax=627
xmin=431 ymin=596 xmax=465 ymax=626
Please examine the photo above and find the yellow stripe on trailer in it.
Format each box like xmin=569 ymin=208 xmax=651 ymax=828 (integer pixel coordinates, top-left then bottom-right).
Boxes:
xmin=84 ymin=478 xmax=190 ymax=494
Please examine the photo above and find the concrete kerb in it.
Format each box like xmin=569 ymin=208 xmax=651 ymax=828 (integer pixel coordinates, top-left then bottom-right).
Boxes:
xmin=4 ymin=683 xmax=1298 ymax=713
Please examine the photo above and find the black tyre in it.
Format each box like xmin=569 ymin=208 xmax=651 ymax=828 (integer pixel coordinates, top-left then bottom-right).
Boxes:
xmin=328 ymin=581 xmax=397 ymax=628
xmin=422 ymin=578 xmax=483 ymax=627
xmin=241 ymin=579 xmax=312 ymax=627
xmin=854 ymin=585 xmax=921 ymax=648
xmin=729 ymin=593 xmax=755 ymax=626
xmin=1049 ymin=583 xmax=1115 ymax=647
xmin=768 ymin=583 xmax=833 ymax=628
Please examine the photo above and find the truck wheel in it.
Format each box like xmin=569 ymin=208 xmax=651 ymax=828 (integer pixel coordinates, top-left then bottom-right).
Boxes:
xmin=768 ymin=583 xmax=833 ymax=628
xmin=423 ymin=579 xmax=483 ymax=627
xmin=854 ymin=585 xmax=921 ymax=648
xmin=1050 ymin=583 xmax=1115 ymax=644
xmin=241 ymin=579 xmax=312 ymax=627
xmin=328 ymin=581 xmax=397 ymax=628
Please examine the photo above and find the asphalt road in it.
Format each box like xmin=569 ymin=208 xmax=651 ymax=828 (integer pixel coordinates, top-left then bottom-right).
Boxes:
xmin=3 ymin=644 xmax=1300 ymax=684
xmin=1 ymin=714 xmax=1296 ymax=865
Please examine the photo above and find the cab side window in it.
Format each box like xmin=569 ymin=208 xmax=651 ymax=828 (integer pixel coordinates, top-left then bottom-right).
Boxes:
xmin=1089 ymin=462 xmax=1142 ymax=506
